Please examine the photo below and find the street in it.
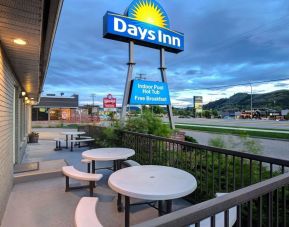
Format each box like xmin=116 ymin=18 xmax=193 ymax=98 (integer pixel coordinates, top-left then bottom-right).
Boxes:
xmin=164 ymin=117 xmax=289 ymax=130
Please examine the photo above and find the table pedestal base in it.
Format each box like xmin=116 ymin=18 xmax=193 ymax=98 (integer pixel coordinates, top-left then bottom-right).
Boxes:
xmin=120 ymin=196 xmax=173 ymax=227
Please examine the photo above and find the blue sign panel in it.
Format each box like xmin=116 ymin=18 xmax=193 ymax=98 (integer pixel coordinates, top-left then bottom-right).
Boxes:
xmin=129 ymin=80 xmax=171 ymax=105
xmin=103 ymin=12 xmax=184 ymax=53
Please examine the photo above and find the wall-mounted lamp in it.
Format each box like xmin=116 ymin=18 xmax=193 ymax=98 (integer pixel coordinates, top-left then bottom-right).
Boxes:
xmin=13 ymin=38 xmax=27 ymax=46
xmin=25 ymin=97 xmax=28 ymax=101
xmin=21 ymin=91 xmax=26 ymax=97
xmin=30 ymin=100 xmax=37 ymax=105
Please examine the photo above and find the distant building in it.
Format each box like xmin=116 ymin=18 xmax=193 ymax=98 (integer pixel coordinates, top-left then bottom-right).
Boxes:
xmin=194 ymin=96 xmax=203 ymax=113
xmin=222 ymin=111 xmax=236 ymax=118
xmin=281 ymin=109 xmax=289 ymax=116
xmin=32 ymin=94 xmax=78 ymax=121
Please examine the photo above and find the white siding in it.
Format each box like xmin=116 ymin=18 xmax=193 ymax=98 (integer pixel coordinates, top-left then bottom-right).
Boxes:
xmin=0 ymin=44 xmax=28 ymax=222
xmin=0 ymin=44 xmax=15 ymax=222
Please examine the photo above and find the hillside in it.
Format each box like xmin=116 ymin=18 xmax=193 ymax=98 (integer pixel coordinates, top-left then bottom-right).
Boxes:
xmin=203 ymin=90 xmax=289 ymax=111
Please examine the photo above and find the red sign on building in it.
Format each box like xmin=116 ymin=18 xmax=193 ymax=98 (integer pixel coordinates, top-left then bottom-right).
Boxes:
xmin=103 ymin=94 xmax=116 ymax=108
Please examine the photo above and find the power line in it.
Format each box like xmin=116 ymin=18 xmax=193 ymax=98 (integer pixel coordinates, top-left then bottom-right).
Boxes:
xmin=189 ymin=76 xmax=289 ymax=90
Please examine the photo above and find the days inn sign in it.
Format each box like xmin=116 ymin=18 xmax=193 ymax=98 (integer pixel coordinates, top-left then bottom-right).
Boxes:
xmin=103 ymin=0 xmax=184 ymax=53
xmin=103 ymin=0 xmax=180 ymax=129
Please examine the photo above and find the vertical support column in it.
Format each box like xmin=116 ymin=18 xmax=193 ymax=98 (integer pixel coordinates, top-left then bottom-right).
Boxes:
xmin=65 ymin=176 xmax=69 ymax=192
xmin=48 ymin=108 xmax=50 ymax=121
xmin=27 ymin=105 xmax=32 ymax=134
xmin=125 ymin=196 xmax=130 ymax=227
xmin=121 ymin=41 xmax=135 ymax=127
xmin=159 ymin=48 xmax=175 ymax=129
xmin=92 ymin=160 xmax=96 ymax=188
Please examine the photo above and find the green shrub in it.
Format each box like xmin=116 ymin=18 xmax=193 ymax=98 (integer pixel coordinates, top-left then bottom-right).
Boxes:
xmin=63 ymin=124 xmax=79 ymax=129
xmin=32 ymin=125 xmax=42 ymax=128
xmin=125 ymin=111 xmax=172 ymax=137
xmin=208 ymin=136 xmax=226 ymax=148
xmin=208 ymin=134 xmax=262 ymax=154
xmin=91 ymin=126 xmax=122 ymax=148
xmin=185 ymin=135 xmax=198 ymax=143
xmin=241 ymin=137 xmax=262 ymax=154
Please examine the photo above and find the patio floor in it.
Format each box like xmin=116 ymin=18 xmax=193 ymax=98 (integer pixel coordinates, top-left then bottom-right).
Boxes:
xmin=1 ymin=129 xmax=191 ymax=227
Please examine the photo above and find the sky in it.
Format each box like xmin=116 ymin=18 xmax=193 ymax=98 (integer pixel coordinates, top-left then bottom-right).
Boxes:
xmin=44 ymin=0 xmax=289 ymax=107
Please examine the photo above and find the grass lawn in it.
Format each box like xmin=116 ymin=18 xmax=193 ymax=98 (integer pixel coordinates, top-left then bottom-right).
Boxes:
xmin=174 ymin=122 xmax=289 ymax=132
xmin=173 ymin=124 xmax=289 ymax=140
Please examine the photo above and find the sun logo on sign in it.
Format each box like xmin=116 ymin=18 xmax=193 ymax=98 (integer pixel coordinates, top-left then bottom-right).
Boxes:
xmin=126 ymin=0 xmax=170 ymax=29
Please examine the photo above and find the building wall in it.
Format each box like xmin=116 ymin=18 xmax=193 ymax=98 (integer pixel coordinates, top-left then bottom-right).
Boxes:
xmin=0 ymin=44 xmax=28 ymax=222
xmin=0 ymin=44 xmax=15 ymax=222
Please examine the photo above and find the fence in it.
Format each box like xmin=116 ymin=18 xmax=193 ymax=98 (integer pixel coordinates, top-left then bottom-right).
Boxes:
xmin=80 ymin=125 xmax=289 ymax=226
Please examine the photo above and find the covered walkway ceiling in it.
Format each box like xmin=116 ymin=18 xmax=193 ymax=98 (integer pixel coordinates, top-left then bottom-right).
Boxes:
xmin=0 ymin=0 xmax=63 ymax=99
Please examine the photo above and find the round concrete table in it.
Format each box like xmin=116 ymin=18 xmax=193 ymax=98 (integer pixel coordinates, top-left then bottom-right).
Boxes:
xmin=82 ymin=147 xmax=135 ymax=193
xmin=82 ymin=148 xmax=135 ymax=162
xmin=61 ymin=131 xmax=85 ymax=148
xmin=108 ymin=165 xmax=197 ymax=227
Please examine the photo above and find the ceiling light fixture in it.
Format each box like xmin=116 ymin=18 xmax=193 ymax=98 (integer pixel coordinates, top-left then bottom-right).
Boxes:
xmin=13 ymin=38 xmax=27 ymax=45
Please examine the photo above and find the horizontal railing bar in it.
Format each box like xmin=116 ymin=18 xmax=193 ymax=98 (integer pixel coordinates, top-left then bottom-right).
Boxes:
xmin=132 ymin=172 xmax=289 ymax=227
xmin=121 ymin=130 xmax=289 ymax=167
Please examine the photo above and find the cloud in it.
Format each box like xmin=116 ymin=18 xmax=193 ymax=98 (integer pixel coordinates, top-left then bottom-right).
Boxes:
xmin=44 ymin=0 xmax=289 ymax=106
xmin=274 ymin=82 xmax=289 ymax=88
xmin=185 ymin=69 xmax=200 ymax=75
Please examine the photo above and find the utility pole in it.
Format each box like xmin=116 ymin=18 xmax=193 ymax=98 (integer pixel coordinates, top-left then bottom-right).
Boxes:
xmin=160 ymin=48 xmax=175 ymax=129
xmin=250 ymin=83 xmax=253 ymax=119
xmin=90 ymin=94 xmax=96 ymax=119
xmin=136 ymin=73 xmax=146 ymax=80
xmin=120 ymin=41 xmax=135 ymax=127
xmin=91 ymin=94 xmax=96 ymax=106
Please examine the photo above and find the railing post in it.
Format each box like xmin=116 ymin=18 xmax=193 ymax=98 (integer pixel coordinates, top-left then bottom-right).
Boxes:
xmin=237 ymin=205 xmax=242 ymax=227
xmin=268 ymin=192 xmax=273 ymax=227
xmin=88 ymin=125 xmax=91 ymax=137
xmin=149 ymin=138 xmax=153 ymax=164
xmin=120 ymin=130 xmax=124 ymax=147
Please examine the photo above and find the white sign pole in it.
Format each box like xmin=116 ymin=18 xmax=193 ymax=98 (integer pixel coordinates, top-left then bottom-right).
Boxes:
xmin=159 ymin=48 xmax=175 ymax=129
xmin=120 ymin=41 xmax=135 ymax=127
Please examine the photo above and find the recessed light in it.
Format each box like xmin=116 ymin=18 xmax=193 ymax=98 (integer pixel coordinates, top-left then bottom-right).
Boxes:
xmin=13 ymin=38 xmax=27 ymax=45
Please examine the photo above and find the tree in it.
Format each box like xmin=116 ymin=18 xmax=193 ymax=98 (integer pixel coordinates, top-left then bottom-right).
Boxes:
xmin=152 ymin=106 xmax=165 ymax=115
xmin=87 ymin=105 xmax=92 ymax=115
xmin=108 ymin=112 xmax=116 ymax=121
xmin=212 ymin=109 xmax=218 ymax=118
xmin=203 ymin=110 xmax=211 ymax=119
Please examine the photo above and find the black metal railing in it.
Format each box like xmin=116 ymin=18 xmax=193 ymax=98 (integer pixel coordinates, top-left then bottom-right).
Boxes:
xmin=133 ymin=172 xmax=289 ymax=227
xmin=80 ymin=126 xmax=289 ymax=226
